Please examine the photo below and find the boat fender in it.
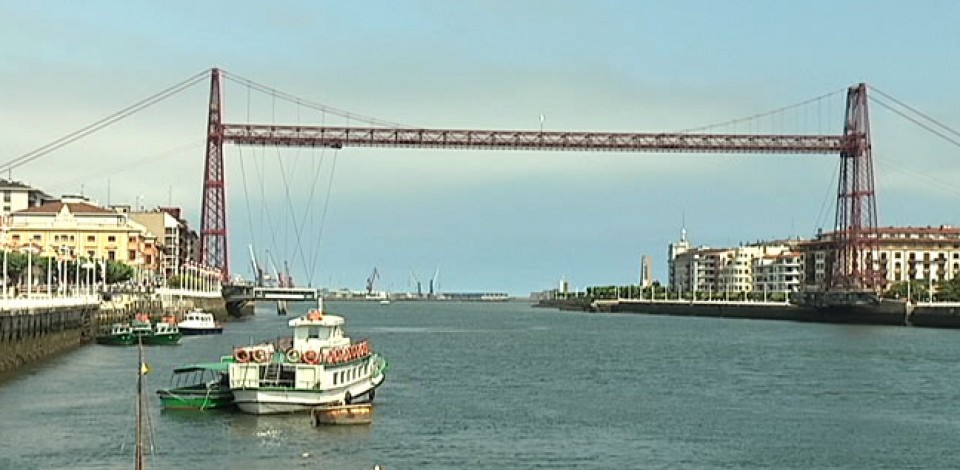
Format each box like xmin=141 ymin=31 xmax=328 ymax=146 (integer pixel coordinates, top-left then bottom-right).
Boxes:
xmin=303 ymin=349 xmax=319 ymax=365
xmin=286 ymin=349 xmax=302 ymax=363
xmin=235 ymin=348 xmax=250 ymax=363
xmin=252 ymin=348 xmax=269 ymax=363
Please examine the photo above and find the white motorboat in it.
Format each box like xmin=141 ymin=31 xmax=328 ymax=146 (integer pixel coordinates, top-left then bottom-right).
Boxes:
xmin=228 ymin=300 xmax=387 ymax=414
xmin=177 ymin=309 xmax=224 ymax=335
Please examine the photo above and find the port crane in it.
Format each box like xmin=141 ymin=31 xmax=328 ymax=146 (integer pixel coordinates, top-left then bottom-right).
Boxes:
xmin=247 ymin=245 xmax=265 ymax=287
xmin=429 ymin=265 xmax=440 ymax=298
xmin=366 ymin=268 xmax=380 ymax=295
xmin=410 ymin=270 xmax=423 ymax=298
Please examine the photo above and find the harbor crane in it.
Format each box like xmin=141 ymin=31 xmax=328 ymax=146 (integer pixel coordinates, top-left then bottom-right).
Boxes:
xmin=366 ymin=268 xmax=380 ymax=295
xmin=410 ymin=270 xmax=423 ymax=298
xmin=429 ymin=265 xmax=440 ymax=298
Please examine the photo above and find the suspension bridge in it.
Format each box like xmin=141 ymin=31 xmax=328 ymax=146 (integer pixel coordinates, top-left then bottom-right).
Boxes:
xmin=6 ymin=68 xmax=960 ymax=303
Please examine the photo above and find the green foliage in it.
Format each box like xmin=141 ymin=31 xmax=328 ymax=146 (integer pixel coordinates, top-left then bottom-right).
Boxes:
xmin=883 ymin=280 xmax=929 ymax=302
xmin=935 ymin=278 xmax=960 ymax=302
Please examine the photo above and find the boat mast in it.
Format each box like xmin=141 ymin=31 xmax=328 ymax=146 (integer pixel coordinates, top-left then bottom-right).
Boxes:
xmin=136 ymin=337 xmax=145 ymax=470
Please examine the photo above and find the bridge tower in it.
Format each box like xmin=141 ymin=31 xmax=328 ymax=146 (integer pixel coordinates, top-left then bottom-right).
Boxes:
xmin=831 ymin=83 xmax=880 ymax=290
xmin=200 ymin=68 xmax=228 ymax=280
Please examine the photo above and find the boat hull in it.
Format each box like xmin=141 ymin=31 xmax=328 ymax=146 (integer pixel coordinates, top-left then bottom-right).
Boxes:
xmin=179 ymin=327 xmax=224 ymax=336
xmin=142 ymin=333 xmax=183 ymax=346
xmin=157 ymin=389 xmax=234 ymax=410
xmin=232 ymin=374 xmax=384 ymax=415
xmin=95 ymin=334 xmax=136 ymax=346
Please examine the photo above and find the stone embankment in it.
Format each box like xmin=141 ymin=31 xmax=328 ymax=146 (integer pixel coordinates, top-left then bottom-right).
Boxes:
xmin=537 ymin=298 xmax=960 ymax=329
xmin=0 ymin=291 xmax=230 ymax=376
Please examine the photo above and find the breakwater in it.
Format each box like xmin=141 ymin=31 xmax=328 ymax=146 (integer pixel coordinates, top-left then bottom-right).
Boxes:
xmin=537 ymin=298 xmax=960 ymax=329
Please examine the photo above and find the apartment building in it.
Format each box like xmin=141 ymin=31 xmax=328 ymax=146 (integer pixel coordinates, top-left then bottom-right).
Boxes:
xmin=5 ymin=196 xmax=161 ymax=277
xmin=0 ymin=179 xmax=51 ymax=215
xmin=799 ymin=226 xmax=960 ymax=291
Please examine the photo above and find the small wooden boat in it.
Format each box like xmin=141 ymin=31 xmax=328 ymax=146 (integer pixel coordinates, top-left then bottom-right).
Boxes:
xmin=311 ymin=403 xmax=373 ymax=426
xmin=157 ymin=363 xmax=234 ymax=410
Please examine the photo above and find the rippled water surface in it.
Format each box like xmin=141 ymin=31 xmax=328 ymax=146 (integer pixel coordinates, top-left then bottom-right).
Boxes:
xmin=2 ymin=301 xmax=960 ymax=469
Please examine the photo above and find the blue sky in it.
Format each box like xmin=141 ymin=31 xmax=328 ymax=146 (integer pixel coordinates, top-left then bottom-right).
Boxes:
xmin=2 ymin=1 xmax=959 ymax=294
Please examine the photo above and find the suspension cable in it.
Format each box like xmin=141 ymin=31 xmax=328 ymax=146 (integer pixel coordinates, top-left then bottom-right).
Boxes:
xmin=309 ymin=149 xmax=340 ymax=280
xmin=675 ymin=88 xmax=847 ymax=134
xmin=869 ymin=96 xmax=960 ymax=149
xmin=870 ymin=87 xmax=960 ymax=139
xmin=0 ymin=69 xmax=209 ymax=173
xmin=221 ymin=70 xmax=414 ymax=128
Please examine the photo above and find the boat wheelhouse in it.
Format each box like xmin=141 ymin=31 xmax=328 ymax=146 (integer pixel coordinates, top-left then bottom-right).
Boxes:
xmin=228 ymin=301 xmax=387 ymax=414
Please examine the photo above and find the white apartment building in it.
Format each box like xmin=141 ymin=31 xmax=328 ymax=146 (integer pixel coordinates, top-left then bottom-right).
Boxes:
xmin=668 ymin=230 xmax=803 ymax=295
xmin=0 ymin=179 xmax=51 ymax=215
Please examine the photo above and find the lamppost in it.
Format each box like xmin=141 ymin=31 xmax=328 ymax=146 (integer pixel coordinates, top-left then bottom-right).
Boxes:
xmin=82 ymin=261 xmax=95 ymax=296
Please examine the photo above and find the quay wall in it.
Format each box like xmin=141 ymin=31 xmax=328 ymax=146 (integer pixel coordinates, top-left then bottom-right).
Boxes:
xmin=0 ymin=305 xmax=98 ymax=375
xmin=0 ymin=294 xmax=231 ymax=377
xmin=538 ymin=299 xmax=960 ymax=329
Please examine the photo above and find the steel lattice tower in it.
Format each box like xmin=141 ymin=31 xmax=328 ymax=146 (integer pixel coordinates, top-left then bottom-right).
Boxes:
xmin=831 ymin=83 xmax=879 ymax=290
xmin=200 ymin=68 xmax=228 ymax=280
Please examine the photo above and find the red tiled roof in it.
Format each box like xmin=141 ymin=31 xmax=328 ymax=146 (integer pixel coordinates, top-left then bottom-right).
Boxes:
xmin=15 ymin=201 xmax=116 ymax=215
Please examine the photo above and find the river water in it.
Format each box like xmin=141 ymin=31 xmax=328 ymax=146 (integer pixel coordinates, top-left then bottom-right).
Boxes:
xmin=1 ymin=301 xmax=959 ymax=469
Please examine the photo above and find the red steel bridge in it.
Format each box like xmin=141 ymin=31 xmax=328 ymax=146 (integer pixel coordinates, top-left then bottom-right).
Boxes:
xmin=200 ymin=68 xmax=878 ymax=291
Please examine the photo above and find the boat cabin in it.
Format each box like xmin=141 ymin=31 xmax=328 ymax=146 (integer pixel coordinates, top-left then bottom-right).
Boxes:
xmin=288 ymin=310 xmax=350 ymax=351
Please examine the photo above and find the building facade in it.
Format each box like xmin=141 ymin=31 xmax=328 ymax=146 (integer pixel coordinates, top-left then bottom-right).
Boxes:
xmin=5 ymin=196 xmax=162 ymax=279
xmin=127 ymin=206 xmax=198 ymax=279
xmin=798 ymin=226 xmax=960 ymax=291
xmin=0 ymin=179 xmax=51 ymax=215
xmin=667 ymin=229 xmax=803 ymax=296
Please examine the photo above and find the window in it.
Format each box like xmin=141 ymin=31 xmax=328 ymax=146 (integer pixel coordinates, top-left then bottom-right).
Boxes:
xmin=32 ymin=234 xmax=40 ymax=241
xmin=87 ymin=235 xmax=95 ymax=242
xmin=3 ymin=191 xmax=9 ymax=203
xmin=107 ymin=236 xmax=116 ymax=243
xmin=107 ymin=251 xmax=115 ymax=261
xmin=11 ymin=235 xmax=19 ymax=241
xmin=128 ymin=250 xmax=136 ymax=260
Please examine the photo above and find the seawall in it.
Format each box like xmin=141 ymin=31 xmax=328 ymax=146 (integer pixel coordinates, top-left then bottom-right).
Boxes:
xmin=0 ymin=305 xmax=98 ymax=375
xmin=538 ymin=298 xmax=960 ymax=329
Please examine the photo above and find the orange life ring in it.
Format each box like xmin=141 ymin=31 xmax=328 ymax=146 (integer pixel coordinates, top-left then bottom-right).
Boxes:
xmin=235 ymin=348 xmax=250 ymax=363
xmin=303 ymin=349 xmax=319 ymax=364
xmin=252 ymin=349 xmax=269 ymax=363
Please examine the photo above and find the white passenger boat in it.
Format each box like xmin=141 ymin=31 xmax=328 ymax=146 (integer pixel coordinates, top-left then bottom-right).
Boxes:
xmin=228 ymin=300 xmax=387 ymax=414
xmin=177 ymin=309 xmax=224 ymax=335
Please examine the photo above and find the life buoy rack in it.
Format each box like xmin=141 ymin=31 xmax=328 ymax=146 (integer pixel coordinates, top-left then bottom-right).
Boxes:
xmin=234 ymin=348 xmax=250 ymax=363
xmin=286 ymin=349 xmax=302 ymax=363
xmin=303 ymin=349 xmax=320 ymax=364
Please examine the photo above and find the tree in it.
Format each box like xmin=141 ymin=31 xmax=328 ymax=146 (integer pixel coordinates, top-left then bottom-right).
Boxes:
xmin=105 ymin=261 xmax=134 ymax=284
xmin=935 ymin=278 xmax=960 ymax=302
xmin=883 ymin=280 xmax=928 ymax=302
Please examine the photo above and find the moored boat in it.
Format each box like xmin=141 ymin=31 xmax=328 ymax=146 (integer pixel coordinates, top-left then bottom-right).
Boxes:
xmin=96 ymin=323 xmax=137 ymax=346
xmin=143 ymin=321 xmax=182 ymax=346
xmin=157 ymin=363 xmax=234 ymax=410
xmin=177 ymin=309 xmax=224 ymax=335
xmin=228 ymin=300 xmax=388 ymax=415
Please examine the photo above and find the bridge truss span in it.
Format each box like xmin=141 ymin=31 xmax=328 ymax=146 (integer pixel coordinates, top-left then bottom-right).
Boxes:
xmin=222 ymin=124 xmax=852 ymax=154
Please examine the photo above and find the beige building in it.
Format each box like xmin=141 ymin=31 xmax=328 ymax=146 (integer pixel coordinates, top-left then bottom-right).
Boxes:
xmin=799 ymin=226 xmax=960 ymax=291
xmin=126 ymin=206 xmax=198 ymax=279
xmin=5 ymin=196 xmax=161 ymax=279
